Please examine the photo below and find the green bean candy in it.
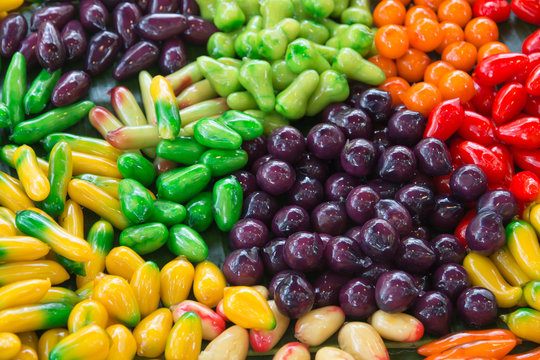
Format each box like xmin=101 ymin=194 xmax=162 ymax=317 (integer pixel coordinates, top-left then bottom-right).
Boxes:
xmin=275 ymin=70 xmax=319 ymax=119
xmin=54 ymin=254 xmax=86 ymax=276
xmin=299 ymin=20 xmax=330 ymax=44
xmin=157 ymin=164 xmax=211 ymax=203
xmin=213 ymin=176 xmax=242 ymax=232
xmin=237 ymin=0 xmax=260 ymax=17
xmin=260 ymin=0 xmax=294 ymax=28
xmin=119 ymin=223 xmax=169 ymax=255
xmin=207 ymin=32 xmax=237 ymax=58
xmin=42 ymin=141 xmax=72 ymax=218
xmin=200 ymin=149 xmax=248 ymax=177
xmin=306 ymin=70 xmax=350 ymax=117
xmin=149 ymin=200 xmax=186 ymax=227
xmin=332 ymin=0 xmax=350 ymax=17
xmin=118 ymin=179 xmax=153 ymax=224
xmin=271 ymin=60 xmax=297 ymax=91
xmin=117 ymin=153 xmax=156 ymax=187
xmin=197 ymin=56 xmax=242 ymax=98
xmin=218 ymin=110 xmax=264 ymax=140
xmin=238 ymin=60 xmax=275 ymax=112
xmin=244 ymin=110 xmax=290 ymax=135
xmin=194 ymin=118 xmax=243 ymax=149
xmin=302 ymin=0 xmax=334 ymax=18
xmin=215 ymin=0 xmax=246 ymax=32
xmin=0 ymin=102 xmax=10 ymax=129
xmin=2 ymin=52 xmax=26 ymax=127
xmin=168 ymin=224 xmax=208 ymax=262
xmin=23 ymin=69 xmax=61 ymax=115
xmin=235 ymin=16 xmax=263 ymax=58
xmin=156 ymin=137 xmax=208 ymax=165
xmin=341 ymin=7 xmax=373 ymax=26
xmin=10 ymin=101 xmax=94 ymax=144
xmin=227 ymin=91 xmax=258 ymax=111
xmin=185 ymin=192 xmax=213 ymax=232
xmin=195 ymin=0 xmax=217 ymax=20
xmin=332 ymin=48 xmax=386 ymax=85
xmin=285 ymin=38 xmax=331 ymax=74
xmin=337 ymin=24 xmax=374 ymax=56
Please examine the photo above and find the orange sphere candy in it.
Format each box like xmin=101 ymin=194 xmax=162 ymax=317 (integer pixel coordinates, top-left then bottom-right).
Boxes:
xmin=438 ymin=70 xmax=476 ymax=102
xmin=374 ymin=0 xmax=407 ymax=27
xmin=379 ymin=77 xmax=411 ymax=106
xmin=408 ymin=18 xmax=443 ymax=52
xmin=400 ymin=82 xmax=442 ymax=117
xmin=405 ymin=5 xmax=438 ymax=26
xmin=437 ymin=0 xmax=472 ymax=27
xmin=464 ymin=17 xmax=499 ymax=48
xmin=424 ymin=60 xmax=455 ymax=85
xmin=396 ymin=48 xmax=432 ymax=83
xmin=442 ymin=41 xmax=477 ymax=72
xmin=477 ymin=41 xmax=509 ymax=62
xmin=436 ymin=21 xmax=465 ymax=53
xmin=368 ymin=55 xmax=398 ymax=78
xmin=375 ymin=25 xmax=410 ymax=59
xmin=413 ymin=0 xmax=444 ymax=11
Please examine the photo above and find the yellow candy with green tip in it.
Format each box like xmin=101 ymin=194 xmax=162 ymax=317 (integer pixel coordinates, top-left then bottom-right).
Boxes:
xmin=93 ymin=274 xmax=141 ymax=328
xmin=77 ymin=220 xmax=114 ymax=288
xmin=75 ymin=282 xmax=94 ymax=301
xmin=42 ymin=141 xmax=72 ymax=218
xmin=37 ymin=329 xmax=68 ymax=360
xmin=160 ymin=256 xmax=194 ymax=308
xmin=105 ymin=246 xmax=145 ymax=280
xmin=490 ymin=246 xmax=532 ymax=287
xmin=0 ymin=236 xmax=50 ymax=262
xmin=150 ymin=76 xmax=181 ymax=140
xmin=72 ymin=152 xmax=122 ymax=178
xmin=75 ymin=174 xmax=121 ymax=199
xmin=506 ymin=219 xmax=540 ymax=281
xmin=38 ymin=287 xmax=81 ymax=307
xmin=130 ymin=261 xmax=161 ymax=317
xmin=59 ymin=200 xmax=84 ymax=238
xmin=49 ymin=325 xmax=110 ymax=360
xmin=133 ymin=308 xmax=173 ymax=358
xmin=0 ymin=171 xmax=34 ymax=212
xmin=0 ymin=332 xmax=21 ymax=360
xmin=501 ymin=308 xmax=540 ymax=343
xmin=105 ymin=324 xmax=137 ymax=360
xmin=223 ymin=286 xmax=276 ymax=330
xmin=14 ymin=145 xmax=50 ymax=202
xmin=524 ymin=281 xmax=540 ymax=311
xmin=0 ymin=207 xmax=17 ymax=235
xmin=0 ymin=302 xmax=72 ymax=333
xmin=68 ymin=300 xmax=108 ymax=333
xmin=0 ymin=261 xmax=69 ymax=286
xmin=0 ymin=279 xmax=51 ymax=311
xmin=165 ymin=311 xmax=202 ymax=360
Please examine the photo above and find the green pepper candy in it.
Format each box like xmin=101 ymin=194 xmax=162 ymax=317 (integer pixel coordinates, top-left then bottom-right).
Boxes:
xmin=341 ymin=7 xmax=373 ymax=26
xmin=524 ymin=281 xmax=540 ymax=311
xmin=275 ymin=69 xmax=319 ymax=120
xmin=286 ymin=38 xmax=331 ymax=74
xmin=299 ymin=20 xmax=330 ymax=44
xmin=156 ymin=137 xmax=208 ymax=165
xmin=227 ymin=91 xmax=258 ymax=111
xmin=238 ymin=60 xmax=275 ymax=112
xmin=117 ymin=153 xmax=156 ymax=187
xmin=215 ymin=0 xmax=246 ymax=31
xmin=235 ymin=16 xmax=263 ymax=58
xmin=119 ymin=223 xmax=169 ymax=255
xmin=337 ymin=24 xmax=374 ymax=56
xmin=332 ymin=0 xmax=350 ymax=17
xmin=218 ymin=110 xmax=264 ymax=140
xmin=271 ymin=60 xmax=297 ymax=91
xmin=118 ymin=179 xmax=153 ymax=225
xmin=195 ymin=0 xmax=217 ymax=20
xmin=149 ymin=200 xmax=186 ymax=227
xmin=194 ymin=118 xmax=243 ymax=150
xmin=42 ymin=141 xmax=73 ymax=218
xmin=213 ymin=176 xmax=242 ymax=232
xmin=237 ymin=0 xmax=260 ymax=17
xmin=2 ymin=52 xmax=26 ymax=127
xmin=168 ymin=224 xmax=209 ymax=262
xmin=245 ymin=110 xmax=290 ymax=135
xmin=200 ymin=149 xmax=248 ymax=177
xmin=185 ymin=192 xmax=213 ymax=232
xmin=23 ymin=69 xmax=61 ymax=115
xmin=332 ymin=48 xmax=386 ymax=85
xmin=306 ymin=70 xmax=350 ymax=116
xmin=158 ymin=164 xmax=211 ymax=203
xmin=302 ymin=0 xmax=334 ymax=18
xmin=207 ymin=32 xmax=237 ymax=59
xmin=54 ymin=254 xmax=86 ymax=276
xmin=260 ymin=0 xmax=294 ymax=28
xmin=197 ymin=56 xmax=242 ymax=98
xmin=0 ymin=102 xmax=9 ymax=129
xmin=10 ymin=101 xmax=95 ymax=144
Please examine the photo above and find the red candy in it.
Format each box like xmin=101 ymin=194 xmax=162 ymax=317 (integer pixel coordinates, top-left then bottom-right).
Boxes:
xmin=496 ymin=116 xmax=540 ymax=149
xmin=492 ymin=82 xmax=528 ymax=124
xmin=458 ymin=111 xmax=496 ymax=146
xmin=474 ymin=53 xmax=529 ymax=86
xmin=511 ymin=0 xmax=540 ymax=25
xmin=472 ymin=0 xmax=511 ymax=22
xmin=458 ymin=141 xmax=505 ymax=185
xmin=510 ymin=171 xmax=540 ymax=202
xmin=424 ymin=98 xmax=464 ymax=141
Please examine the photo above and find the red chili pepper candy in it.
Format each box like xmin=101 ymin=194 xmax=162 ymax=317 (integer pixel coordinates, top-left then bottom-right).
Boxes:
xmin=458 ymin=141 xmax=505 ymax=185
xmin=424 ymin=98 xmax=464 ymax=141
xmin=525 ymin=95 xmax=540 ymax=117
xmin=454 ymin=209 xmax=476 ymax=247
xmin=471 ymin=78 xmax=497 ymax=116
xmin=509 ymin=52 xmax=540 ymax=84
xmin=458 ymin=111 xmax=496 ymax=146
xmin=474 ymin=53 xmax=529 ymax=86
xmin=472 ymin=0 xmax=511 ymax=22
xmin=511 ymin=147 xmax=540 ymax=179
xmin=526 ymin=64 xmax=540 ymax=96
xmin=489 ymin=143 xmax=514 ymax=186
xmin=509 ymin=171 xmax=540 ymax=202
xmin=492 ymin=82 xmax=528 ymax=124
xmin=511 ymin=0 xmax=540 ymax=25
xmin=496 ymin=116 xmax=540 ymax=149
xmin=523 ymin=30 xmax=540 ymax=54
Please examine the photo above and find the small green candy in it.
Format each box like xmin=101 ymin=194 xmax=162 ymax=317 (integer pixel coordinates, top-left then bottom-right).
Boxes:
xmin=119 ymin=223 xmax=169 ymax=255
xmin=200 ymin=149 xmax=248 ymax=177
xmin=168 ymin=224 xmax=209 ymax=263
xmin=185 ymin=192 xmax=213 ymax=233
xmin=117 ymin=153 xmax=156 ymax=187
xmin=275 ymin=69 xmax=320 ymax=120
xmin=157 ymin=164 xmax=211 ymax=204
xmin=149 ymin=200 xmax=187 ymax=227
xmin=156 ymin=137 xmax=208 ymax=165
xmin=212 ymin=176 xmax=243 ymax=232
xmin=118 ymin=179 xmax=153 ymax=225
xmin=194 ymin=118 xmax=243 ymax=150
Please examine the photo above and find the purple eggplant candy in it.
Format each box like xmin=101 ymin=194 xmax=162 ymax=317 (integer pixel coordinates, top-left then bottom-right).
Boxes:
xmin=31 ymin=3 xmax=76 ymax=32
xmin=80 ymin=0 xmax=110 ymax=33
xmin=148 ymin=0 xmax=179 ymax=13
xmin=113 ymin=2 xmax=142 ymax=50
xmin=85 ymin=31 xmax=120 ymax=76
xmin=136 ymin=14 xmax=188 ymax=41
xmin=51 ymin=70 xmax=91 ymax=107
xmin=0 ymin=14 xmax=28 ymax=58
xmin=18 ymin=33 xmax=38 ymax=68
xmin=179 ymin=0 xmax=200 ymax=14
xmin=36 ymin=22 xmax=65 ymax=73
xmin=113 ymin=41 xmax=159 ymax=81
xmin=182 ymin=15 xmax=217 ymax=45
xmin=159 ymin=37 xmax=188 ymax=75
xmin=61 ymin=20 xmax=87 ymax=61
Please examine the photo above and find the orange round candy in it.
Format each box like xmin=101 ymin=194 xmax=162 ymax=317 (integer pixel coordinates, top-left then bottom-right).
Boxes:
xmin=374 ymin=0 xmax=407 ymax=27
xmin=437 ymin=0 xmax=472 ymax=27
xmin=405 ymin=5 xmax=438 ymax=26
xmin=375 ymin=25 xmax=410 ymax=59
xmin=396 ymin=48 xmax=431 ymax=83
xmin=413 ymin=0 xmax=444 ymax=11
xmin=436 ymin=21 xmax=465 ymax=53
xmin=368 ymin=55 xmax=398 ymax=78
xmin=464 ymin=17 xmax=499 ymax=48
xmin=477 ymin=41 xmax=509 ymax=63
xmin=438 ymin=69 xmax=476 ymax=102
xmin=400 ymin=82 xmax=442 ymax=117
xmin=408 ymin=18 xmax=443 ymax=52
xmin=379 ymin=76 xmax=411 ymax=106
xmin=442 ymin=41 xmax=477 ymax=72
xmin=424 ymin=60 xmax=455 ymax=85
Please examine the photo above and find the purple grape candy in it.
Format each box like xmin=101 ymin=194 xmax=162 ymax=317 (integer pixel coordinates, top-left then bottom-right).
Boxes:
xmin=374 ymin=199 xmax=412 ymax=237
xmin=267 ymin=126 xmax=306 ymax=163
xmin=476 ymin=190 xmax=518 ymax=224
xmin=387 ymin=110 xmax=426 ymax=146
xmin=284 ymin=232 xmax=324 ymax=272
xmin=314 ymin=271 xmax=350 ymax=307
xmin=61 ymin=20 xmax=87 ymax=61
xmin=51 ymin=70 xmax=91 ymax=107
xmin=36 ymin=22 xmax=65 ymax=73
xmin=457 ymin=287 xmax=497 ymax=327
xmin=229 ymin=218 xmax=269 ymax=249
xmin=339 ymin=278 xmax=377 ymax=319
xmin=375 ymin=270 xmax=419 ymax=313
xmin=366 ymin=178 xmax=400 ymax=199
xmin=345 ymin=185 xmax=380 ymax=225
xmin=268 ymin=270 xmax=304 ymax=299
xmin=361 ymin=262 xmax=394 ymax=285
xmin=307 ymin=123 xmax=345 ymax=160
xmin=274 ymin=273 xmax=314 ymax=319
xmin=251 ymin=154 xmax=274 ymax=173
xmin=340 ymin=138 xmax=377 ymax=177
xmin=287 ymin=176 xmax=324 ymax=211
xmin=31 ymin=3 xmax=76 ymax=32
xmin=413 ymin=291 xmax=453 ymax=336
xmin=222 ymin=247 xmax=264 ymax=286
xmin=414 ymin=138 xmax=453 ymax=176
xmin=356 ymin=88 xmax=393 ymax=123
xmin=85 ymin=31 xmax=120 ymax=76
xmin=233 ymin=170 xmax=258 ymax=196
xmin=312 ymin=202 xmax=348 ymax=235
xmin=18 ymin=33 xmax=38 ymax=68
xmin=450 ymin=164 xmax=488 ymax=202
xmin=326 ymin=107 xmax=373 ymax=140
xmin=0 ymin=14 xmax=28 ymax=58
xmin=431 ymin=234 xmax=466 ymax=265
xmin=395 ymin=184 xmax=435 ymax=220
xmin=325 ymin=173 xmax=357 ymax=202
xmin=113 ymin=2 xmax=142 ymax=50
xmin=262 ymin=239 xmax=288 ymax=275
xmin=256 ymin=160 xmax=295 ymax=196
xmin=242 ymin=191 xmax=279 ymax=225
xmin=80 ymin=0 xmax=110 ymax=33
xmin=408 ymin=226 xmax=430 ymax=242
xmin=159 ymin=37 xmax=188 ymax=75
xmin=377 ymin=145 xmax=417 ymax=183
xmin=325 ymin=236 xmax=372 ymax=274
xmin=271 ymin=205 xmax=310 ymax=237
xmin=429 ymin=195 xmax=465 ymax=232
xmin=182 ymin=16 xmax=218 ymax=45
xmin=295 ymin=153 xmax=329 ymax=183
xmin=465 ymin=210 xmax=505 ymax=256
xmin=322 ymin=102 xmax=348 ymax=123
xmin=358 ymin=218 xmax=399 ymax=263
xmin=136 ymin=14 xmax=188 ymax=41
xmin=432 ymin=263 xmax=471 ymax=301
xmin=394 ymin=237 xmax=436 ymax=274
xmin=372 ymin=127 xmax=392 ymax=156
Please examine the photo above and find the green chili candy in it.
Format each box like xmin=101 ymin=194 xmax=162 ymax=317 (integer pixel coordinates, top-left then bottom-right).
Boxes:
xmin=185 ymin=192 xmax=213 ymax=232
xmin=24 ymin=69 xmax=61 ymax=115
xmin=218 ymin=110 xmax=264 ymax=140
xmin=194 ymin=118 xmax=243 ymax=149
xmin=275 ymin=69 xmax=320 ymax=120
xmin=2 ymin=52 xmax=26 ymax=127
xmin=215 ymin=0 xmax=246 ymax=31
xmin=213 ymin=176 xmax=243 ymax=232
xmin=197 ymin=56 xmax=242 ymax=97
xmin=119 ymin=223 xmax=169 ymax=255
xmin=200 ymin=149 xmax=248 ymax=177
xmin=10 ymin=101 xmax=94 ymax=144
xmin=118 ymin=179 xmax=153 ymax=224
xmin=42 ymin=141 xmax=73 ymax=218
xmin=306 ymin=70 xmax=350 ymax=116
xmin=0 ymin=102 xmax=10 ymax=128
xmin=238 ymin=60 xmax=276 ymax=113
xmin=157 ymin=164 xmax=211 ymax=203
xmin=117 ymin=153 xmax=156 ymax=187
xmin=156 ymin=137 xmax=207 ymax=165
xmin=332 ymin=48 xmax=386 ymax=85
xmin=149 ymin=200 xmax=187 ymax=227
xmin=168 ymin=224 xmax=209 ymax=263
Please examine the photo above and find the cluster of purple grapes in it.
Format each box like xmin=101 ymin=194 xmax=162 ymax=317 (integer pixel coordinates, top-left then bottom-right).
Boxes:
xmin=222 ymin=86 xmax=518 ymax=336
